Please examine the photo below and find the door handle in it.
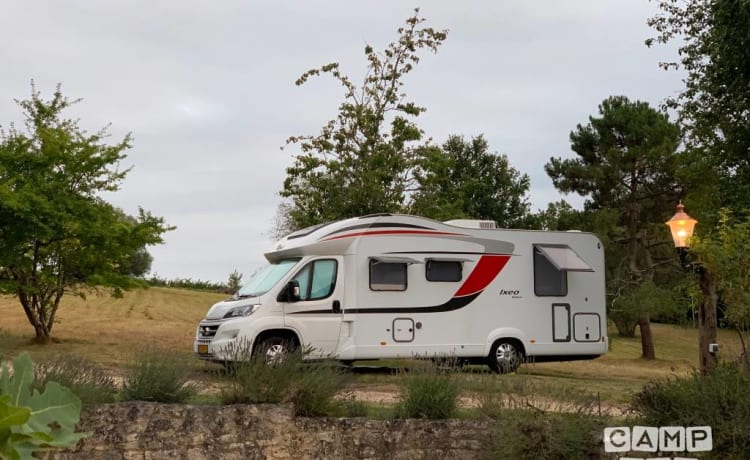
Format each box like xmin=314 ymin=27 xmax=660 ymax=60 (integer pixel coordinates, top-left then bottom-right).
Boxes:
xmin=332 ymin=300 xmax=341 ymax=314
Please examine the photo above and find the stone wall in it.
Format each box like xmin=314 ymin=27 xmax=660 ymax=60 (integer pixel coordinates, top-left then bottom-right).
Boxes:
xmin=49 ymin=403 xmax=490 ymax=460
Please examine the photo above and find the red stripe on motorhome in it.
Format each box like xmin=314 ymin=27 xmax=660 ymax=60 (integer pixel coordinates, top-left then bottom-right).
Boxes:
xmin=453 ymin=254 xmax=511 ymax=298
xmin=321 ymin=229 xmax=462 ymax=241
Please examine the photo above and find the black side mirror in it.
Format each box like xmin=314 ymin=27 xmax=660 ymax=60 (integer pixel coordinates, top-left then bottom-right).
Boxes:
xmin=277 ymin=280 xmax=301 ymax=302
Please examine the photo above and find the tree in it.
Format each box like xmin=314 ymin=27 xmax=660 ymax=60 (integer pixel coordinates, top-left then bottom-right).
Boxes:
xmin=0 ymin=84 xmax=172 ymax=342
xmin=411 ymin=135 xmax=532 ymax=227
xmin=647 ymin=0 xmax=750 ymax=221
xmin=227 ymin=269 xmax=243 ymax=294
xmin=545 ymin=96 xmax=681 ymax=359
xmin=281 ymin=9 xmax=448 ymax=230
xmin=690 ymin=211 xmax=750 ymax=366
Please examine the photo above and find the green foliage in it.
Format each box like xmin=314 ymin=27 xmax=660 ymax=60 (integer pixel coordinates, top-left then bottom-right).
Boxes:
xmin=394 ymin=360 xmax=461 ymax=420
xmin=226 ymin=269 xmax=243 ymax=294
xmin=531 ymin=200 xmax=585 ymax=231
xmin=120 ymin=247 xmax=153 ymax=278
xmin=0 ymin=83 xmax=173 ymax=341
xmin=610 ymin=281 xmax=680 ymax=337
xmin=280 ymin=9 xmax=448 ymax=230
xmin=411 ymin=135 xmax=532 ymax=227
xmin=34 ymin=354 xmax=117 ymax=405
xmin=648 ymin=0 xmax=750 ymax=219
xmin=690 ymin=211 xmax=750 ymax=356
xmin=146 ymin=275 xmax=227 ymax=292
xmin=0 ymin=353 xmax=86 ymax=460
xmin=121 ymin=349 xmax=195 ymax=403
xmin=219 ymin=342 xmax=348 ymax=417
xmin=482 ymin=410 xmax=606 ymax=460
xmin=631 ymin=363 xmax=750 ymax=458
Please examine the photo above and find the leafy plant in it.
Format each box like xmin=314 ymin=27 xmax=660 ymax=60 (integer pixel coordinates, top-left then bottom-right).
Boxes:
xmin=0 ymin=353 xmax=87 ymax=460
xmin=121 ymin=349 xmax=195 ymax=403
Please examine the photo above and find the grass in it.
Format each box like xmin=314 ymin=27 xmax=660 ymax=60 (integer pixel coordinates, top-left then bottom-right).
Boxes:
xmin=0 ymin=287 xmax=226 ymax=369
xmin=1 ymin=288 xmax=745 ymax=413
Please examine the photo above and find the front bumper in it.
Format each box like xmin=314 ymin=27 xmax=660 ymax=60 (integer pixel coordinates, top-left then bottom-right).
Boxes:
xmin=194 ymin=318 xmax=243 ymax=361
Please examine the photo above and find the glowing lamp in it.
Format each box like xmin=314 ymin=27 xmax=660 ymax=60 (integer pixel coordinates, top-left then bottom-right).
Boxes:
xmin=665 ymin=202 xmax=698 ymax=248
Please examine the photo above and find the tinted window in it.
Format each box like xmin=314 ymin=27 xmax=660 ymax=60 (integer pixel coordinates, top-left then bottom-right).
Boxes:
xmin=426 ymin=260 xmax=462 ymax=282
xmin=534 ymin=246 xmax=567 ymax=296
xmin=292 ymin=259 xmax=338 ymax=300
xmin=370 ymin=260 xmax=407 ymax=291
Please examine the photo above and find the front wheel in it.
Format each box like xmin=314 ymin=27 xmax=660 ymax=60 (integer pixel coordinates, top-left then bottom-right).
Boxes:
xmin=255 ymin=336 xmax=296 ymax=365
xmin=488 ymin=340 xmax=523 ymax=374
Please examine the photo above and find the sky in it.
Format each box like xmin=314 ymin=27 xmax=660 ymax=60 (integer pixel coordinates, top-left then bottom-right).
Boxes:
xmin=0 ymin=1 xmax=684 ymax=283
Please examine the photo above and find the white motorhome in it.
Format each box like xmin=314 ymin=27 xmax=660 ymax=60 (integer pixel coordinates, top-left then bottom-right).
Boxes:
xmin=194 ymin=214 xmax=607 ymax=373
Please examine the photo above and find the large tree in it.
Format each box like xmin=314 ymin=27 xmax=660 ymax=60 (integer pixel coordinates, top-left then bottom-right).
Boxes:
xmin=280 ymin=9 xmax=448 ymax=231
xmin=545 ymin=95 xmax=681 ymax=359
xmin=647 ymin=0 xmax=750 ymax=221
xmin=411 ymin=135 xmax=532 ymax=227
xmin=0 ymin=84 xmax=172 ymax=342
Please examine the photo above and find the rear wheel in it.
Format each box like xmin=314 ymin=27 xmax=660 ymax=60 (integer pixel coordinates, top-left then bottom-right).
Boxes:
xmin=488 ymin=339 xmax=523 ymax=374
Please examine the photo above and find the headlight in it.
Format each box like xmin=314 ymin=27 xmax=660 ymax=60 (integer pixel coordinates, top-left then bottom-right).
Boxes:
xmin=223 ymin=304 xmax=260 ymax=319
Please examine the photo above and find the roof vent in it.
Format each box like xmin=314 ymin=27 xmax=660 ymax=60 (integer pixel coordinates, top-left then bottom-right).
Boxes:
xmin=444 ymin=219 xmax=497 ymax=229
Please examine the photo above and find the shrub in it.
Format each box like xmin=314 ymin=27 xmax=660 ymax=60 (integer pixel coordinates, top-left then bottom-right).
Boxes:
xmin=121 ymin=349 xmax=195 ymax=403
xmin=394 ymin=359 xmax=461 ymax=420
xmin=34 ymin=354 xmax=117 ymax=404
xmin=631 ymin=363 xmax=750 ymax=458
xmin=482 ymin=410 xmax=607 ymax=460
xmin=218 ymin=341 xmax=348 ymax=416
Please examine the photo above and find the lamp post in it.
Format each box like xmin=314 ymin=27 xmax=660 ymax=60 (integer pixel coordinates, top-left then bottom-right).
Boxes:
xmin=666 ymin=202 xmax=718 ymax=376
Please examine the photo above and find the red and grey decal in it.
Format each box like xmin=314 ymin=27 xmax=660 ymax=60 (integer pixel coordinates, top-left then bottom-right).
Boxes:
xmin=320 ymin=222 xmax=463 ymax=242
xmin=291 ymin=254 xmax=511 ymax=315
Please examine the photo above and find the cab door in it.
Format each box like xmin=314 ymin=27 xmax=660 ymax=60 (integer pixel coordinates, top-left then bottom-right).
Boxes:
xmin=282 ymin=257 xmax=344 ymax=358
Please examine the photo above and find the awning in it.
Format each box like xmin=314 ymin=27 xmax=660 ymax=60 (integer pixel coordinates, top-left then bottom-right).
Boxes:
xmin=535 ymin=245 xmax=594 ymax=272
xmin=370 ymin=256 xmax=423 ymax=265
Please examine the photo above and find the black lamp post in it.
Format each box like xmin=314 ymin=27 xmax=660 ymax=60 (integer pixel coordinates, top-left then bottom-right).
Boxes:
xmin=665 ymin=202 xmax=718 ymax=375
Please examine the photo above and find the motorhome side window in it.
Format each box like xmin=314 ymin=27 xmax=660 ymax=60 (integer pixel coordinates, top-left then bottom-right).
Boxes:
xmin=291 ymin=259 xmax=337 ymax=301
xmin=369 ymin=260 xmax=407 ymax=291
xmin=533 ymin=246 xmax=567 ymax=296
xmin=425 ymin=260 xmax=462 ymax=282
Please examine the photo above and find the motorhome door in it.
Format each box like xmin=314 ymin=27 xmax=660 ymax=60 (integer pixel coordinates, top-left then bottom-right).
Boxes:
xmin=282 ymin=257 xmax=344 ymax=358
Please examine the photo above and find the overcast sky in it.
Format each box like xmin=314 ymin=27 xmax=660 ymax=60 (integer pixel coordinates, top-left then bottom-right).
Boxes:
xmin=0 ymin=1 xmax=683 ymax=283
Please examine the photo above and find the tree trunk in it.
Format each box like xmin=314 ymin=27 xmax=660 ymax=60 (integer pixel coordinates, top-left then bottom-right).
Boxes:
xmin=698 ymin=268 xmax=718 ymax=376
xmin=638 ymin=313 xmax=656 ymax=360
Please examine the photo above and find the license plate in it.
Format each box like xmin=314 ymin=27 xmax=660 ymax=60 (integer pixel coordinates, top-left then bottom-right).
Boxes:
xmin=198 ymin=344 xmax=209 ymax=354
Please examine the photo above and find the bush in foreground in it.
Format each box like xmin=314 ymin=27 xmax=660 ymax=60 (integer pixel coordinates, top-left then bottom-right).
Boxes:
xmin=34 ymin=353 xmax=117 ymax=404
xmin=631 ymin=362 xmax=750 ymax=458
xmin=121 ymin=349 xmax=195 ymax=403
xmin=393 ymin=359 xmax=462 ymax=420
xmin=482 ymin=410 xmax=607 ymax=460
xmin=219 ymin=342 xmax=349 ymax=416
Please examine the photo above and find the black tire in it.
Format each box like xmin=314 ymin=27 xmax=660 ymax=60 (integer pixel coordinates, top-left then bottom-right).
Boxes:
xmin=488 ymin=339 xmax=523 ymax=374
xmin=255 ymin=336 xmax=296 ymax=365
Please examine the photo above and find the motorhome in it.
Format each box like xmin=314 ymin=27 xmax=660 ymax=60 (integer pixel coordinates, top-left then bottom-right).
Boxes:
xmin=194 ymin=214 xmax=607 ymax=373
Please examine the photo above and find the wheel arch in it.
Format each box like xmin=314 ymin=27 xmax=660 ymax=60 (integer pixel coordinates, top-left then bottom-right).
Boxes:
xmin=252 ymin=328 xmax=301 ymax=353
xmin=485 ymin=328 xmax=528 ymax=357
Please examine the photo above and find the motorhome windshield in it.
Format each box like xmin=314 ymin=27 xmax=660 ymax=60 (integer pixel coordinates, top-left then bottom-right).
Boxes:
xmin=237 ymin=259 xmax=300 ymax=297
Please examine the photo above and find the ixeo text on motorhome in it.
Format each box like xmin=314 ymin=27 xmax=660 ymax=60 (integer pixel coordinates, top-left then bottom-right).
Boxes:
xmin=194 ymin=214 xmax=607 ymax=373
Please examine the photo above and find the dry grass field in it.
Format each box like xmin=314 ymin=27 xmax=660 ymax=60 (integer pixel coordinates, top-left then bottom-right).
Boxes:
xmin=0 ymin=287 xmax=226 ymax=367
xmin=0 ymin=287 xmax=744 ymax=406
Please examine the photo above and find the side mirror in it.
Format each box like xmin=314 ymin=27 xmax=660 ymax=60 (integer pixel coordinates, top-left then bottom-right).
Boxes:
xmin=278 ymin=280 xmax=301 ymax=302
